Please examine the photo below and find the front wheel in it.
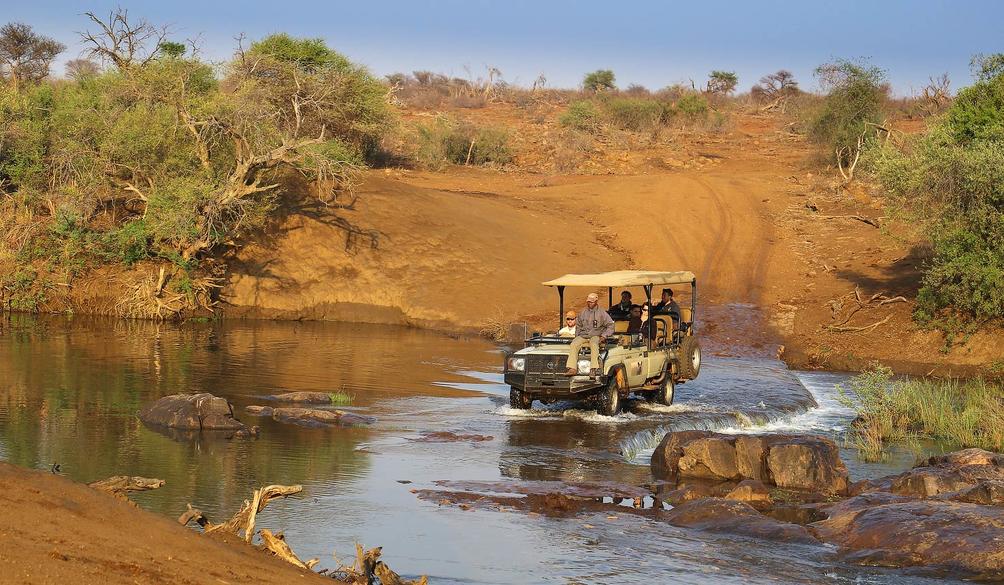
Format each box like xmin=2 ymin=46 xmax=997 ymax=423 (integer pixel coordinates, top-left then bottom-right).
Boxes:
xmin=597 ymin=374 xmax=622 ymax=416
xmin=510 ymin=388 xmax=532 ymax=410
xmin=655 ymin=375 xmax=675 ymax=406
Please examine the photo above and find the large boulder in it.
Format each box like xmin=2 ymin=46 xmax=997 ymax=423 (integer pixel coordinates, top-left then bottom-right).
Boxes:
xmin=140 ymin=393 xmax=256 ymax=435
xmin=677 ymin=436 xmax=740 ymax=480
xmin=735 ymin=435 xmax=792 ymax=481
xmin=651 ymin=430 xmax=714 ymax=480
xmin=664 ymin=497 xmax=819 ymax=544
xmin=766 ymin=436 xmax=849 ymax=495
xmin=811 ymin=499 xmax=1004 ymax=579
xmin=944 ymin=480 xmax=1004 ymax=505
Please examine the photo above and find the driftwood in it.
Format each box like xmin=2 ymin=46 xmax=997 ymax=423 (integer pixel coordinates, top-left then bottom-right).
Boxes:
xmin=821 ymin=214 xmax=881 ymax=228
xmin=259 ymin=529 xmax=319 ymax=570
xmin=335 ymin=544 xmax=427 ymax=585
xmin=825 ymin=287 xmax=906 ymax=333
xmin=210 ymin=484 xmax=303 ymax=541
xmin=89 ymin=475 xmax=165 ymax=503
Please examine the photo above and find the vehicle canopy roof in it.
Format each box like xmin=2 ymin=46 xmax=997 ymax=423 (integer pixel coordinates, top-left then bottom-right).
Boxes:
xmin=541 ymin=270 xmax=696 ymax=288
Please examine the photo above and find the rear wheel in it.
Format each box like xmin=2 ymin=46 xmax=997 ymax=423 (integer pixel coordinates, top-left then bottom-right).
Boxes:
xmin=597 ymin=374 xmax=622 ymax=416
xmin=510 ymin=388 xmax=532 ymax=410
xmin=678 ymin=336 xmax=701 ymax=380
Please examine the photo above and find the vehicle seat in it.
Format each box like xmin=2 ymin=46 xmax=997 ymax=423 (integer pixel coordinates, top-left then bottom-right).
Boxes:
xmin=679 ymin=308 xmax=692 ymax=324
xmin=614 ymin=320 xmax=630 ymax=333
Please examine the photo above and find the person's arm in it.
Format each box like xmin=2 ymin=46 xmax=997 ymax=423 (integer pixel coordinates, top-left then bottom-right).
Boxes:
xmin=600 ymin=311 xmax=615 ymax=338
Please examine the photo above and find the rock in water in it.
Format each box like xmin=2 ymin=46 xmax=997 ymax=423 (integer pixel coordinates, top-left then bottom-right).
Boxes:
xmin=811 ymin=499 xmax=1004 ymax=579
xmin=677 ymin=436 xmax=741 ymax=480
xmin=651 ymin=430 xmax=714 ymax=480
xmin=766 ymin=436 xmax=849 ymax=495
xmin=140 ymin=393 xmax=256 ymax=435
xmin=264 ymin=391 xmax=333 ymax=404
xmin=245 ymin=405 xmax=375 ymax=428
xmin=664 ymin=497 xmax=819 ymax=544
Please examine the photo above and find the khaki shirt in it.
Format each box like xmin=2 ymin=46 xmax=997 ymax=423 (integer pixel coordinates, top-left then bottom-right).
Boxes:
xmin=575 ymin=305 xmax=614 ymax=338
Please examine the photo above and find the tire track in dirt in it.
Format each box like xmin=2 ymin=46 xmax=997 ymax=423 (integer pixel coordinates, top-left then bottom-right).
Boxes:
xmin=693 ymin=176 xmax=736 ymax=300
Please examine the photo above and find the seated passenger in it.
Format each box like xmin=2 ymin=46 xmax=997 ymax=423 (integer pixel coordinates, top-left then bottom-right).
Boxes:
xmin=627 ymin=303 xmax=654 ymax=337
xmin=654 ymin=288 xmax=681 ymax=319
xmin=608 ymin=290 xmax=633 ymax=319
xmin=557 ymin=311 xmax=577 ymax=337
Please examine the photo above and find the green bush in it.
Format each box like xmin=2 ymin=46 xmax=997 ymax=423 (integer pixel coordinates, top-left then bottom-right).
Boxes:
xmin=675 ymin=94 xmax=708 ymax=118
xmin=810 ymin=59 xmax=886 ymax=163
xmin=943 ymin=70 xmax=1004 ymax=144
xmin=559 ymin=100 xmax=601 ymax=132
xmin=415 ymin=117 xmax=513 ymax=168
xmin=603 ymin=98 xmax=665 ymax=131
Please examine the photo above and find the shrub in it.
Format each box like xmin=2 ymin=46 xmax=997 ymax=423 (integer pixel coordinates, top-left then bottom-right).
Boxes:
xmin=559 ymin=100 xmax=601 ymax=132
xmin=943 ymin=69 xmax=1004 ymax=144
xmin=415 ymin=117 xmax=513 ymax=168
xmin=675 ymin=94 xmax=709 ymax=118
xmin=603 ymin=97 xmax=665 ymax=131
xmin=706 ymin=70 xmax=738 ymax=95
xmin=809 ymin=59 xmax=887 ymax=165
xmin=582 ymin=69 xmax=615 ymax=92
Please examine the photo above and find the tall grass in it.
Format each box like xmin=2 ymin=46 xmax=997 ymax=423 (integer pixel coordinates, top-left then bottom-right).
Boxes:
xmin=839 ymin=365 xmax=1004 ymax=461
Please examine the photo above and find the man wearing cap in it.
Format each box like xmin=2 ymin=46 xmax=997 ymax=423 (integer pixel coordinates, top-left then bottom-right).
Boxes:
xmin=565 ymin=292 xmax=614 ymax=377
xmin=557 ymin=310 xmax=577 ymax=337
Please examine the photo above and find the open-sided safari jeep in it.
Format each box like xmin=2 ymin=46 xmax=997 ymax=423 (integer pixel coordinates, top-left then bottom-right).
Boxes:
xmin=504 ymin=270 xmax=701 ymax=415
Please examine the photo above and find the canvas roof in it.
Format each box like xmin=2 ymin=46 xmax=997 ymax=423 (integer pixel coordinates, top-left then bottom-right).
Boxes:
xmin=542 ymin=270 xmax=696 ymax=288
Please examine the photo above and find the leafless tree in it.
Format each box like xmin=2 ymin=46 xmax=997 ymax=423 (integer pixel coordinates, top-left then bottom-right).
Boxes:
xmin=921 ymin=73 xmax=951 ymax=116
xmin=79 ymin=9 xmax=169 ymax=70
xmin=0 ymin=22 xmax=65 ymax=91
xmin=65 ymin=58 xmax=100 ymax=80
xmin=752 ymin=70 xmax=799 ymax=100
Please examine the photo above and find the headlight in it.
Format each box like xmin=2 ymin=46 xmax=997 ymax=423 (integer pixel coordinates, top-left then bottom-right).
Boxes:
xmin=577 ymin=359 xmax=591 ymax=374
xmin=507 ymin=357 xmax=525 ymax=372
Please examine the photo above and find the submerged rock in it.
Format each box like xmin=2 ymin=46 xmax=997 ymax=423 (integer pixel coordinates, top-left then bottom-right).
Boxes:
xmin=811 ymin=499 xmax=1004 ymax=579
xmin=264 ymin=391 xmax=333 ymax=404
xmin=663 ymin=497 xmax=819 ymax=544
xmin=140 ymin=393 xmax=257 ymax=436
xmin=245 ymin=405 xmax=374 ymax=428
xmin=724 ymin=479 xmax=772 ymax=507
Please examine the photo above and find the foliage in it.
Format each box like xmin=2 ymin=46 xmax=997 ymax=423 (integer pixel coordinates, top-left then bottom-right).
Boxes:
xmin=415 ymin=116 xmax=513 ymax=168
xmin=582 ymin=69 xmax=615 ymax=92
xmin=0 ymin=267 xmax=48 ymax=311
xmin=868 ymin=58 xmax=1004 ymax=326
xmin=751 ymin=70 xmax=799 ymax=101
xmin=840 ymin=365 xmax=1004 ymax=461
xmin=809 ymin=59 xmax=887 ymax=164
xmin=706 ymin=70 xmax=738 ymax=95
xmin=602 ymin=97 xmax=666 ymax=131
xmin=559 ymin=100 xmax=601 ymax=132
xmin=675 ymin=94 xmax=709 ymax=118
xmin=0 ymin=28 xmax=391 ymax=274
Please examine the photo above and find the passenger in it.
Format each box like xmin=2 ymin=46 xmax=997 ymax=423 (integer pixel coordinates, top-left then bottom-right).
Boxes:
xmin=626 ymin=304 xmax=643 ymax=334
xmin=564 ymin=292 xmax=614 ymax=377
xmin=654 ymin=288 xmax=681 ymax=319
xmin=608 ymin=290 xmax=633 ymax=319
xmin=627 ymin=303 xmax=654 ymax=337
xmin=557 ymin=310 xmax=577 ymax=337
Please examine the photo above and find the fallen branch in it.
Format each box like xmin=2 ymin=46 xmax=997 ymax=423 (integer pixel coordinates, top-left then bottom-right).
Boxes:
xmin=821 ymin=214 xmax=881 ymax=228
xmin=208 ymin=484 xmax=303 ymax=542
xmin=827 ymin=315 xmax=891 ymax=333
xmin=259 ymin=529 xmax=318 ymax=570
xmin=89 ymin=475 xmax=165 ymax=502
xmin=878 ymin=296 xmax=908 ymax=306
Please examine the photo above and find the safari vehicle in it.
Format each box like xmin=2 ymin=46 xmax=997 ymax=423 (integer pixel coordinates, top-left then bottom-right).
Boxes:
xmin=504 ymin=271 xmax=701 ymax=416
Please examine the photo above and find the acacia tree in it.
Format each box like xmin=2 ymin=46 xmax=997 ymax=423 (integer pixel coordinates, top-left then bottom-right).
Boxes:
xmin=0 ymin=22 xmax=64 ymax=91
xmin=583 ymin=69 xmax=615 ymax=92
xmin=751 ymin=70 xmax=799 ymax=101
xmin=79 ymin=9 xmax=169 ymax=69
xmin=706 ymin=70 xmax=738 ymax=95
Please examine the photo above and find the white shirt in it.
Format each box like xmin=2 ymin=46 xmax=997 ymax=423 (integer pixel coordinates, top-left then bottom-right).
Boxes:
xmin=557 ymin=325 xmax=576 ymax=337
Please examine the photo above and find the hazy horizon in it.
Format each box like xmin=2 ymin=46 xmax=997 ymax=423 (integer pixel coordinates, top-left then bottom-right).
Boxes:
xmin=4 ymin=0 xmax=1003 ymax=95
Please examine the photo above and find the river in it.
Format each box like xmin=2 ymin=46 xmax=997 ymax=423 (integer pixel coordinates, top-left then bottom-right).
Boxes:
xmin=0 ymin=314 xmax=957 ymax=584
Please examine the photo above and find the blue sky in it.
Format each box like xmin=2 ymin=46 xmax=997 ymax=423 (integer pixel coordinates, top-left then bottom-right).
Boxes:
xmin=5 ymin=0 xmax=1003 ymax=94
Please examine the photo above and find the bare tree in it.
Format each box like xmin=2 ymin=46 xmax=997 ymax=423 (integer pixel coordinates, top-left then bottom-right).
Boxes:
xmin=921 ymin=73 xmax=952 ymax=116
xmin=79 ymin=9 xmax=168 ymax=70
xmin=0 ymin=22 xmax=65 ymax=91
xmin=65 ymin=58 xmax=99 ymax=80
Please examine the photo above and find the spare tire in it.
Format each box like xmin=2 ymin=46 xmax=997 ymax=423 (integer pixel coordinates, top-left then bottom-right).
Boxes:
xmin=678 ymin=336 xmax=701 ymax=379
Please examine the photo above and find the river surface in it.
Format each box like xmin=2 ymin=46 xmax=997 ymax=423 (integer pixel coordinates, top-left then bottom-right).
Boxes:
xmin=0 ymin=314 xmax=956 ymax=584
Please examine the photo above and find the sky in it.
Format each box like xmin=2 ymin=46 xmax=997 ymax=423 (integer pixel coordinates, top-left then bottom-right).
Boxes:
xmin=4 ymin=0 xmax=1003 ymax=95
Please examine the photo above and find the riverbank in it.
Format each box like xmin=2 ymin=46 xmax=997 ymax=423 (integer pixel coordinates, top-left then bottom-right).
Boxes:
xmin=0 ymin=462 xmax=330 ymax=584
xmin=4 ymin=107 xmax=1001 ymax=376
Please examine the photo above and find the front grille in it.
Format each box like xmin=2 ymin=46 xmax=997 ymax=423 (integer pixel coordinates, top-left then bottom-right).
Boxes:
xmin=526 ymin=354 xmax=567 ymax=375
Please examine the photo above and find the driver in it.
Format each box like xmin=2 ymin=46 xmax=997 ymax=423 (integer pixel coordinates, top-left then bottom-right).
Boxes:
xmin=565 ymin=292 xmax=614 ymax=377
